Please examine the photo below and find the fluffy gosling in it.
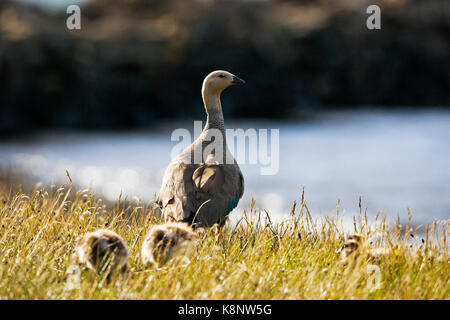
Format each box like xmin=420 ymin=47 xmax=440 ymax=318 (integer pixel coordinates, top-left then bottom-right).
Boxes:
xmin=75 ymin=229 xmax=129 ymax=279
xmin=338 ymin=233 xmax=389 ymax=265
xmin=141 ymin=222 xmax=197 ymax=267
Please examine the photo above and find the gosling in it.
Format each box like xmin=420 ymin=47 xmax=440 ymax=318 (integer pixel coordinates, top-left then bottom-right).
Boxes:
xmin=141 ymin=222 xmax=197 ymax=267
xmin=75 ymin=229 xmax=129 ymax=278
xmin=338 ymin=233 xmax=389 ymax=264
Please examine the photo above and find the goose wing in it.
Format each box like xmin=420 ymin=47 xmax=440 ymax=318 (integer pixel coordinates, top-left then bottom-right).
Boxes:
xmin=158 ymin=161 xmax=244 ymax=227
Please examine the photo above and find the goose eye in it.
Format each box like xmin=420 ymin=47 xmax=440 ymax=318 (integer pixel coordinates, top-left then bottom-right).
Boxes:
xmin=219 ymin=74 xmax=225 ymax=78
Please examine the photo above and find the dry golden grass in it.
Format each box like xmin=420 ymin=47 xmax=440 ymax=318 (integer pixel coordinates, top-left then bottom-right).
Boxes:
xmin=0 ymin=183 xmax=448 ymax=299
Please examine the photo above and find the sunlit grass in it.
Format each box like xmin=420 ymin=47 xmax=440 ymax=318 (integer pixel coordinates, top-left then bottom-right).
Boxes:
xmin=0 ymin=183 xmax=448 ymax=299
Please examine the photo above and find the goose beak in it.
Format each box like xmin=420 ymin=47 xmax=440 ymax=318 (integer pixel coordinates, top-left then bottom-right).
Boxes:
xmin=231 ymin=75 xmax=246 ymax=85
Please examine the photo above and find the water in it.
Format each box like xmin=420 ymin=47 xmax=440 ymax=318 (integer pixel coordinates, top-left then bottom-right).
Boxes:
xmin=17 ymin=0 xmax=89 ymax=10
xmin=0 ymin=110 xmax=449 ymax=228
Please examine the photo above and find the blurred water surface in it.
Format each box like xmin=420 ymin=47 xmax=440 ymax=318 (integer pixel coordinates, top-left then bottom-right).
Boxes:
xmin=0 ymin=110 xmax=449 ymax=227
xmin=18 ymin=0 xmax=89 ymax=9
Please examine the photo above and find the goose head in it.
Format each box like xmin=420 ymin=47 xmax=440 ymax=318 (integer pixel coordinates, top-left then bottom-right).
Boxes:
xmin=337 ymin=234 xmax=365 ymax=263
xmin=338 ymin=240 xmax=360 ymax=257
xmin=202 ymin=70 xmax=245 ymax=97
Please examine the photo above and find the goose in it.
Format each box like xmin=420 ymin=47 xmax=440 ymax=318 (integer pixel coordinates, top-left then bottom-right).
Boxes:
xmin=157 ymin=70 xmax=245 ymax=228
xmin=337 ymin=233 xmax=390 ymax=264
xmin=338 ymin=236 xmax=362 ymax=263
xmin=141 ymin=222 xmax=197 ymax=267
xmin=75 ymin=229 xmax=129 ymax=278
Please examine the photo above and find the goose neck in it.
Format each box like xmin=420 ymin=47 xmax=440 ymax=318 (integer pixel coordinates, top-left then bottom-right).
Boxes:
xmin=203 ymin=92 xmax=225 ymax=133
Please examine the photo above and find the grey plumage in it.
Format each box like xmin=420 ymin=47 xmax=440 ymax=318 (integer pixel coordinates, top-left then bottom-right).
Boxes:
xmin=157 ymin=70 xmax=245 ymax=228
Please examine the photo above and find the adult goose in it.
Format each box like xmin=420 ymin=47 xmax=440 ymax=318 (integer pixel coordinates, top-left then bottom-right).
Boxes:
xmin=157 ymin=70 xmax=245 ymax=228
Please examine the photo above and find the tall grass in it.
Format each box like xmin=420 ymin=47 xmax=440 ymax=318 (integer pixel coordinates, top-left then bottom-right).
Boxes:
xmin=0 ymin=184 xmax=448 ymax=299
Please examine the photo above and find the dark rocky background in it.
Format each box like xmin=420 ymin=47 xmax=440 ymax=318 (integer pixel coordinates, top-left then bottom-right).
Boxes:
xmin=0 ymin=0 xmax=449 ymax=136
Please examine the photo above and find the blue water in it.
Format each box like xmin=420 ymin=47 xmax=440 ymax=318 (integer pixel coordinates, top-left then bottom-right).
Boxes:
xmin=0 ymin=110 xmax=449 ymax=228
xmin=17 ymin=0 xmax=89 ymax=10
